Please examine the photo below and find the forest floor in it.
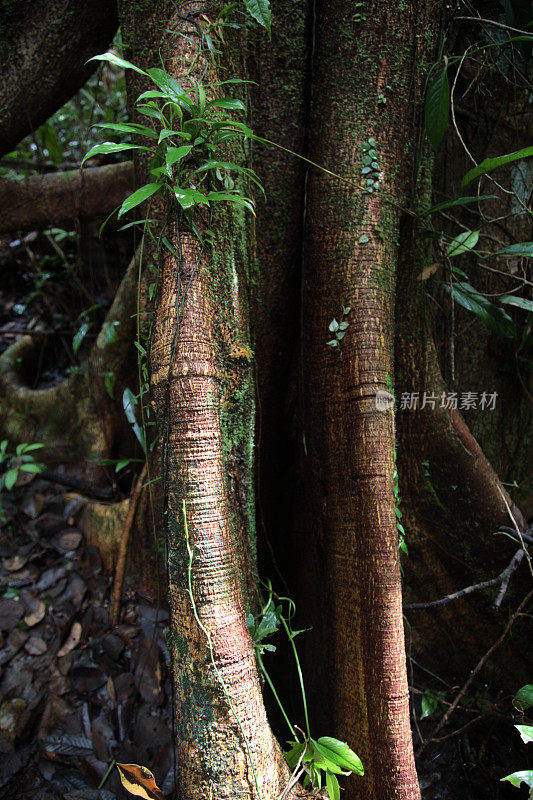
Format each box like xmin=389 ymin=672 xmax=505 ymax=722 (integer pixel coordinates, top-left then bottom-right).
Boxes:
xmin=0 ymin=476 xmax=173 ymax=800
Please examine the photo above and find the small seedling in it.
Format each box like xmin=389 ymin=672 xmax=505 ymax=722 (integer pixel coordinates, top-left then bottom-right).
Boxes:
xmin=327 ymin=306 xmax=351 ymax=349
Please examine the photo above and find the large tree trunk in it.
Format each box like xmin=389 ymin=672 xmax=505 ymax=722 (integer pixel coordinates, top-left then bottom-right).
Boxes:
xmin=0 ymin=0 xmax=118 ymax=157
xmin=295 ymin=2 xmax=443 ymax=798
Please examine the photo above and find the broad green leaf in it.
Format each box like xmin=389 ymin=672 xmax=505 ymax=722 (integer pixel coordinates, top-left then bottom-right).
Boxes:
xmin=73 ymin=320 xmax=90 ymax=354
xmin=16 ymin=443 xmax=44 ymax=454
xmin=158 ymin=128 xmax=190 ymax=143
xmin=174 ymin=187 xmax=209 ymax=210
xmin=89 ymin=52 xmax=147 ymax=75
xmin=425 ymin=61 xmax=449 ymax=151
xmin=166 ymin=145 xmax=193 ymax=166
xmin=205 ymin=98 xmax=246 ymax=111
xmin=516 ymin=724 xmax=533 ymax=744
xmin=81 ymin=142 xmax=148 ymax=165
xmin=500 ymin=296 xmax=533 ymax=313
xmin=284 ymin=742 xmax=305 ymax=769
xmin=461 ymin=146 xmax=533 ymax=188
xmin=94 ymin=122 xmax=157 ymax=139
xmin=207 ymin=191 xmax=255 ymax=213
xmin=515 ymin=684 xmax=533 ymax=710
xmin=492 ymin=242 xmax=533 ymax=258
xmin=446 ymin=229 xmax=479 ymax=257
xmin=419 ymin=195 xmax=497 ymax=217
xmin=310 ymin=740 xmax=344 ymax=774
xmin=18 ymin=463 xmax=43 ymax=474
xmin=329 ymin=319 xmax=339 ymax=333
xmin=118 ymin=183 xmax=162 ymax=218
xmin=500 ymin=770 xmax=533 ymax=790
xmin=317 ymin=737 xmax=364 ymax=775
xmin=4 ymin=468 xmax=18 ymax=490
xmin=326 ymin=771 xmax=340 ymax=800
xmin=146 ymin=68 xmax=188 ymax=102
xmin=443 ymin=281 xmax=516 ymax=339
xmin=254 ymin=610 xmax=279 ymax=642
xmin=242 ymin=0 xmax=271 ymax=33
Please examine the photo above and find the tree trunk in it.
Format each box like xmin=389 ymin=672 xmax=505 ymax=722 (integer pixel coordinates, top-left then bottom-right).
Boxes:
xmin=296 ymin=2 xmax=443 ymax=798
xmin=0 ymin=0 xmax=118 ymax=157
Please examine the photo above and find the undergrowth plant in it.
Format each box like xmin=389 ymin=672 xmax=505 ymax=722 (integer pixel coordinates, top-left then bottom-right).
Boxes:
xmin=0 ymin=441 xmax=45 ymax=522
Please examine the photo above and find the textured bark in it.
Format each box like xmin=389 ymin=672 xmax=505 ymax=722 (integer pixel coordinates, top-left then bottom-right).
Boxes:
xmin=0 ymin=0 xmax=118 ymax=157
xmin=0 ymin=162 xmax=133 ymax=232
xmin=119 ymin=4 xmax=301 ymax=797
xmin=298 ymin=2 xmax=442 ymax=798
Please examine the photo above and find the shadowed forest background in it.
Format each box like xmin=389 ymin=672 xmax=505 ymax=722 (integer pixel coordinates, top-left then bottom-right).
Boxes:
xmin=0 ymin=1 xmax=531 ymax=800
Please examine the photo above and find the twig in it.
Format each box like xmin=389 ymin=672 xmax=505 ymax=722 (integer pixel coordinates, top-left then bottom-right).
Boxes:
xmin=403 ymin=547 xmax=526 ymax=611
xmin=415 ymin=590 xmax=533 ymax=758
xmin=110 ymin=463 xmax=147 ymax=626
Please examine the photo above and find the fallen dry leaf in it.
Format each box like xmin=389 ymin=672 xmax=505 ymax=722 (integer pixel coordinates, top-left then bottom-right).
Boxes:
xmin=417 ymin=262 xmax=441 ymax=280
xmin=57 ymin=621 xmax=82 ymax=657
xmin=2 ymin=555 xmax=28 ymax=572
xmin=24 ymin=599 xmax=46 ymax=627
xmin=0 ymin=598 xmax=24 ymax=632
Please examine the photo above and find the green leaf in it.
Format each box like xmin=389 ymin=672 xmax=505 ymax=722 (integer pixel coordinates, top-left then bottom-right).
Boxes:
xmin=206 ymin=191 xmax=255 ymax=214
xmin=461 ymin=146 xmax=533 ymax=188
xmin=81 ymin=142 xmax=148 ymax=165
xmin=516 ymin=724 xmax=533 ymax=744
xmin=242 ymin=0 xmax=271 ymax=33
xmin=317 ymin=737 xmax=364 ymax=775
xmin=326 ymin=772 xmax=340 ymax=800
xmin=122 ymin=388 xmax=145 ymax=452
xmin=284 ymin=742 xmax=305 ymax=769
xmin=419 ymin=195 xmax=497 ymax=217
xmin=425 ymin=61 xmax=449 ymax=151
xmin=104 ymin=371 xmax=115 ymax=399
xmin=146 ymin=68 xmax=188 ymax=102
xmin=73 ymin=321 xmax=90 ymax=355
xmin=18 ymin=463 xmax=43 ymax=474
xmin=205 ymin=98 xmax=246 ymax=111
xmin=515 ymin=684 xmax=533 ymax=710
xmin=446 ymin=229 xmax=479 ymax=257
xmin=94 ymin=122 xmax=157 ymax=139
xmin=421 ymin=689 xmax=439 ymax=719
xmin=16 ymin=443 xmax=44 ymax=454
xmin=4 ymin=468 xmax=18 ymax=490
xmin=166 ymin=145 xmax=193 ymax=166
xmin=89 ymin=52 xmax=147 ymax=75
xmin=443 ymin=281 xmax=517 ymax=339
xmin=329 ymin=319 xmax=339 ymax=333
xmin=492 ymin=242 xmax=533 ymax=258
xmin=254 ymin=610 xmax=280 ymax=642
xmin=500 ymin=295 xmax=533 ymax=313
xmin=500 ymin=770 xmax=533 ymax=789
xmin=118 ymin=183 xmax=162 ymax=218
xmin=174 ymin=187 xmax=209 ymax=210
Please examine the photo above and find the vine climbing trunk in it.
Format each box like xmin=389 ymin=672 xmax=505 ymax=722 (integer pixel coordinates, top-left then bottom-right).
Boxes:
xmin=295 ymin=2 xmax=443 ymax=798
xmin=122 ymin=4 xmax=302 ymax=798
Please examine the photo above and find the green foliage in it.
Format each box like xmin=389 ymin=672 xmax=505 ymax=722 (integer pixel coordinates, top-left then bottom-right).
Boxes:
xmin=0 ymin=441 xmax=45 ymax=521
xmin=242 ymin=0 xmax=271 ymax=35
xmin=461 ymin=147 xmax=533 ymax=189
xmin=327 ymin=307 xmax=351 ymax=349
xmin=442 ymin=281 xmax=516 ymax=339
xmin=425 ymin=59 xmax=450 ymax=151
xmin=420 ymin=688 xmax=445 ymax=719
xmin=82 ymin=53 xmax=261 ymax=234
xmin=515 ymin=684 xmax=533 ymax=711
xmin=361 ymin=138 xmax=381 ymax=193
xmin=247 ymin=583 xmax=363 ymax=800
